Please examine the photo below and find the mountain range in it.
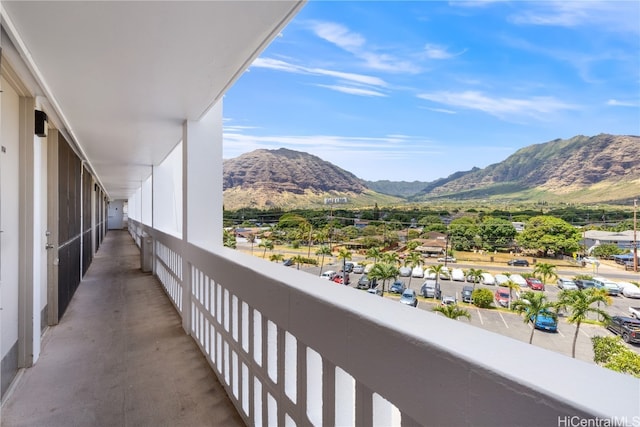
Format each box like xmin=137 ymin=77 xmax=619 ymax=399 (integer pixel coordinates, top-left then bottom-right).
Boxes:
xmin=223 ymin=134 xmax=639 ymax=210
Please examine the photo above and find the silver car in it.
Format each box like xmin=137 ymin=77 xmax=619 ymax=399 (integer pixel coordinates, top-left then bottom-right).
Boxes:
xmin=557 ymin=278 xmax=578 ymax=290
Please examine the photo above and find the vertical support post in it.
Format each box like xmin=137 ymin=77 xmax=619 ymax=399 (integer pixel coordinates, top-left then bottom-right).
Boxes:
xmin=181 ymin=124 xmax=191 ymax=334
xmin=46 ymin=129 xmax=59 ymax=326
xmin=634 ymin=198 xmax=637 ymax=272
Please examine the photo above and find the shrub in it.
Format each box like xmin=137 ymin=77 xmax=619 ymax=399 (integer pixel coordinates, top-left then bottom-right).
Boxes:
xmin=472 ymin=288 xmax=494 ymax=308
xmin=592 ymin=336 xmax=640 ymax=378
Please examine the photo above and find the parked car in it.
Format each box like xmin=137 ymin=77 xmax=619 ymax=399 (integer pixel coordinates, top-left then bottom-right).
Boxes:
xmin=507 ymin=259 xmax=529 ymax=267
xmin=510 ymin=274 xmax=527 ymax=288
xmin=461 ymin=286 xmax=474 ymax=303
xmin=282 ymin=258 xmax=294 ymax=267
xmin=439 ymin=267 xmax=451 ymax=280
xmin=583 ymin=256 xmax=599 ymax=265
xmin=437 ymin=256 xmax=457 ymax=263
xmin=628 ymin=307 xmax=640 ymax=319
xmin=525 ymin=277 xmax=545 ymax=291
xmin=606 ymin=316 xmax=640 ymax=343
xmin=451 ymin=268 xmax=465 ymax=282
xmin=320 ymin=270 xmax=337 ymax=280
xmin=592 ymin=277 xmax=620 ymax=296
xmin=332 ymin=273 xmax=350 ymax=285
xmin=495 ymin=274 xmax=510 ymax=287
xmin=531 ymin=309 xmax=558 ymax=332
xmin=353 ymin=264 xmax=365 ymax=274
xmin=357 ymin=275 xmax=374 ymax=289
xmin=424 ymin=269 xmax=437 ymax=280
xmin=364 ymin=264 xmax=374 ymax=274
xmin=389 ymin=280 xmax=406 ymax=294
xmin=480 ymin=272 xmax=495 ymax=286
xmin=398 ymin=266 xmax=412 ymax=277
xmin=411 ymin=266 xmax=424 ymax=278
xmin=441 ymin=295 xmax=457 ymax=306
xmin=575 ymin=279 xmax=596 ymax=290
xmin=367 ymin=286 xmax=383 ymax=296
xmin=557 ymin=278 xmax=578 ymax=290
xmin=399 ymin=289 xmax=418 ymax=307
xmin=619 ymin=282 xmax=640 ymax=299
xmin=494 ymin=289 xmax=511 ymax=307
xmin=344 ymin=262 xmax=354 ymax=273
xmin=420 ymin=279 xmax=441 ymax=299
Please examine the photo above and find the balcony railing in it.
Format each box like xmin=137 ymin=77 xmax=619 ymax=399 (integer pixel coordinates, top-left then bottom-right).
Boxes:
xmin=129 ymin=220 xmax=639 ymax=426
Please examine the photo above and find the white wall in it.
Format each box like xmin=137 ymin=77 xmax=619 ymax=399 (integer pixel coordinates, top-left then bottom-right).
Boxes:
xmin=1 ymin=75 xmax=21 ymax=361
xmin=153 ymin=142 xmax=182 ymax=237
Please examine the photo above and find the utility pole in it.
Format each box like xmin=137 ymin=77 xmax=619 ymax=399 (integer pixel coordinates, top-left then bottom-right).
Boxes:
xmin=634 ymin=198 xmax=638 ymax=273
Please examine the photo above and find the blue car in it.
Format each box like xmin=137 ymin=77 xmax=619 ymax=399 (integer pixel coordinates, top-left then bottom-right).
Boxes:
xmin=533 ymin=309 xmax=558 ymax=332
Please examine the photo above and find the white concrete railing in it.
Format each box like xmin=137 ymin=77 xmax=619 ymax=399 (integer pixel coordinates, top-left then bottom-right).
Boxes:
xmin=129 ymin=221 xmax=640 ymax=426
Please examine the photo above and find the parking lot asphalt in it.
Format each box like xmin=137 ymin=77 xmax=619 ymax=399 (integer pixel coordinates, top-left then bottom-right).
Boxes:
xmin=302 ymin=260 xmax=640 ymax=365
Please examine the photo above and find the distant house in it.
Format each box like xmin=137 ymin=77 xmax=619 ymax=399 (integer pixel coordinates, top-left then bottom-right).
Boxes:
xmin=512 ymin=222 xmax=525 ymax=232
xmin=582 ymin=230 xmax=638 ymax=253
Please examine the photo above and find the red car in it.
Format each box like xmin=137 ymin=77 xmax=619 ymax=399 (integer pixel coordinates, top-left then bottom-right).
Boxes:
xmin=332 ymin=273 xmax=350 ymax=285
xmin=525 ymin=277 xmax=545 ymax=291
xmin=494 ymin=289 xmax=510 ymax=308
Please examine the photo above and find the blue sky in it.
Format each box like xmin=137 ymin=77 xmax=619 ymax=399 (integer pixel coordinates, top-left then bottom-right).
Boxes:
xmin=222 ymin=1 xmax=640 ymax=182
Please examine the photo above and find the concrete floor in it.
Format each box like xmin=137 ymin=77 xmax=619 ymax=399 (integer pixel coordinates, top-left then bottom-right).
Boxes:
xmin=1 ymin=230 xmax=244 ymax=427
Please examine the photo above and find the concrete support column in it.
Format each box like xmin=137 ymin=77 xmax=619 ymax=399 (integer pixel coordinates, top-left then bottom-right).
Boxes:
xmin=184 ymin=100 xmax=223 ymax=252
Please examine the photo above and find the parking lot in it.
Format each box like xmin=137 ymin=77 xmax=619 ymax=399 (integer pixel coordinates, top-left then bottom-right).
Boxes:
xmin=302 ymin=259 xmax=640 ymax=364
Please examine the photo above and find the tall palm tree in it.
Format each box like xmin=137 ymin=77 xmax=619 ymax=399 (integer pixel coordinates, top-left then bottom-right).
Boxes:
xmin=247 ymin=233 xmax=256 ymax=255
xmin=556 ymin=288 xmax=612 ymax=358
xmin=466 ymin=268 xmax=484 ymax=290
xmin=427 ymin=264 xmax=446 ymax=282
xmin=504 ymin=279 xmax=521 ymax=310
xmin=432 ymin=304 xmax=471 ymax=321
xmin=533 ymin=262 xmax=558 ymax=286
xmin=258 ymin=239 xmax=274 ymax=258
xmin=337 ymin=247 xmax=352 ymax=276
xmin=382 ymin=251 xmax=400 ymax=267
xmin=511 ymin=291 xmax=557 ymax=344
xmin=369 ymin=263 xmax=399 ymax=294
xmin=366 ymin=247 xmax=382 ymax=264
xmin=315 ymin=245 xmax=332 ymax=276
xmin=405 ymin=252 xmax=423 ymax=289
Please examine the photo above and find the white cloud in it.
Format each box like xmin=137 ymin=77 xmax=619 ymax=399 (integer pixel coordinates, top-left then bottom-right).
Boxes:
xmin=606 ymin=99 xmax=638 ymax=107
xmin=424 ymin=44 xmax=466 ymax=60
xmin=417 ymin=90 xmax=577 ymax=120
xmin=315 ymin=84 xmax=387 ymax=97
xmin=309 ymin=21 xmax=421 ymax=74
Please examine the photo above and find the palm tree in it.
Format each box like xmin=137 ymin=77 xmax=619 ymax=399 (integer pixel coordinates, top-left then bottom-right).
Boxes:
xmin=269 ymin=253 xmax=284 ymax=263
xmin=247 ymin=233 xmax=256 ymax=255
xmin=533 ymin=262 xmax=558 ymax=285
xmin=382 ymin=251 xmax=400 ymax=267
xmin=405 ymin=252 xmax=423 ymax=289
xmin=291 ymin=254 xmax=306 ymax=270
xmin=432 ymin=304 xmax=471 ymax=321
xmin=366 ymin=247 xmax=382 ymax=264
xmin=315 ymin=245 xmax=332 ymax=276
xmin=258 ymin=239 xmax=274 ymax=258
xmin=466 ymin=268 xmax=484 ymax=290
xmin=223 ymin=229 xmax=237 ymax=249
xmin=556 ymin=288 xmax=612 ymax=358
xmin=427 ymin=264 xmax=446 ymax=282
xmin=504 ymin=279 xmax=521 ymax=310
xmin=337 ymin=247 xmax=352 ymax=276
xmin=368 ymin=263 xmax=399 ymax=294
xmin=511 ymin=291 xmax=557 ymax=344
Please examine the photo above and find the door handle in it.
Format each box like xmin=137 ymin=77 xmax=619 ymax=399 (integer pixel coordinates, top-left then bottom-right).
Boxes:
xmin=46 ymin=243 xmax=54 ymax=250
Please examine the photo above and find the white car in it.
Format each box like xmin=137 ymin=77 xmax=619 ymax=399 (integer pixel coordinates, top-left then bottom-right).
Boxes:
xmin=411 ymin=266 xmax=424 ymax=278
xmin=480 ymin=272 xmax=495 ymax=286
xmin=509 ymin=274 xmax=528 ymax=288
xmin=398 ymin=266 xmax=412 ymax=277
xmin=494 ymin=274 xmax=510 ymax=286
xmin=424 ymin=269 xmax=437 ymax=280
xmin=619 ymin=282 xmax=640 ymax=298
xmin=451 ymin=268 xmax=466 ymax=282
xmin=320 ymin=270 xmax=337 ymax=280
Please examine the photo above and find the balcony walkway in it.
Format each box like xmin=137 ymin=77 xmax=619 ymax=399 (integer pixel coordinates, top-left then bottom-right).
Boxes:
xmin=1 ymin=230 xmax=244 ymax=427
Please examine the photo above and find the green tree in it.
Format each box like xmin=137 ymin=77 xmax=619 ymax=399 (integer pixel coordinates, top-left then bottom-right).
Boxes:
xmin=592 ymin=244 xmax=624 ymax=259
xmin=258 ymin=239 xmax=274 ymax=258
xmin=503 ymin=278 xmax=521 ymax=310
xmin=223 ymin=229 xmax=237 ymax=249
xmin=516 ymin=215 xmax=581 ymax=256
xmin=432 ymin=304 xmax=471 ymax=321
xmin=382 ymin=251 xmax=400 ymax=266
xmin=511 ymin=291 xmax=557 ymax=344
xmin=269 ymin=253 xmax=284 ymax=263
xmin=532 ymin=262 xmax=558 ymax=285
xmin=405 ymin=252 xmax=423 ymax=289
xmin=466 ymin=268 xmax=484 ymax=290
xmin=472 ymin=288 xmax=494 ymax=308
xmin=448 ymin=217 xmax=480 ymax=251
xmin=315 ymin=245 xmax=332 ymax=276
xmin=427 ymin=264 xmax=446 ymax=282
xmin=479 ymin=217 xmax=517 ymax=251
xmin=556 ymin=288 xmax=612 ymax=358
xmin=337 ymin=247 xmax=352 ymax=276
xmin=418 ymin=215 xmax=447 ymax=233
xmin=369 ymin=263 xmax=399 ymax=294
xmin=291 ymin=254 xmax=306 ymax=270
xmin=366 ymin=247 xmax=382 ymax=264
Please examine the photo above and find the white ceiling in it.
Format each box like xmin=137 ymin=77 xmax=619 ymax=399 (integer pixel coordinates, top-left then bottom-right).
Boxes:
xmin=2 ymin=1 xmax=304 ymax=199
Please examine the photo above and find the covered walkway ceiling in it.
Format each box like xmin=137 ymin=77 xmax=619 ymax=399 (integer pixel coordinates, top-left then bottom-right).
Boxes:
xmin=2 ymin=1 xmax=304 ymax=199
